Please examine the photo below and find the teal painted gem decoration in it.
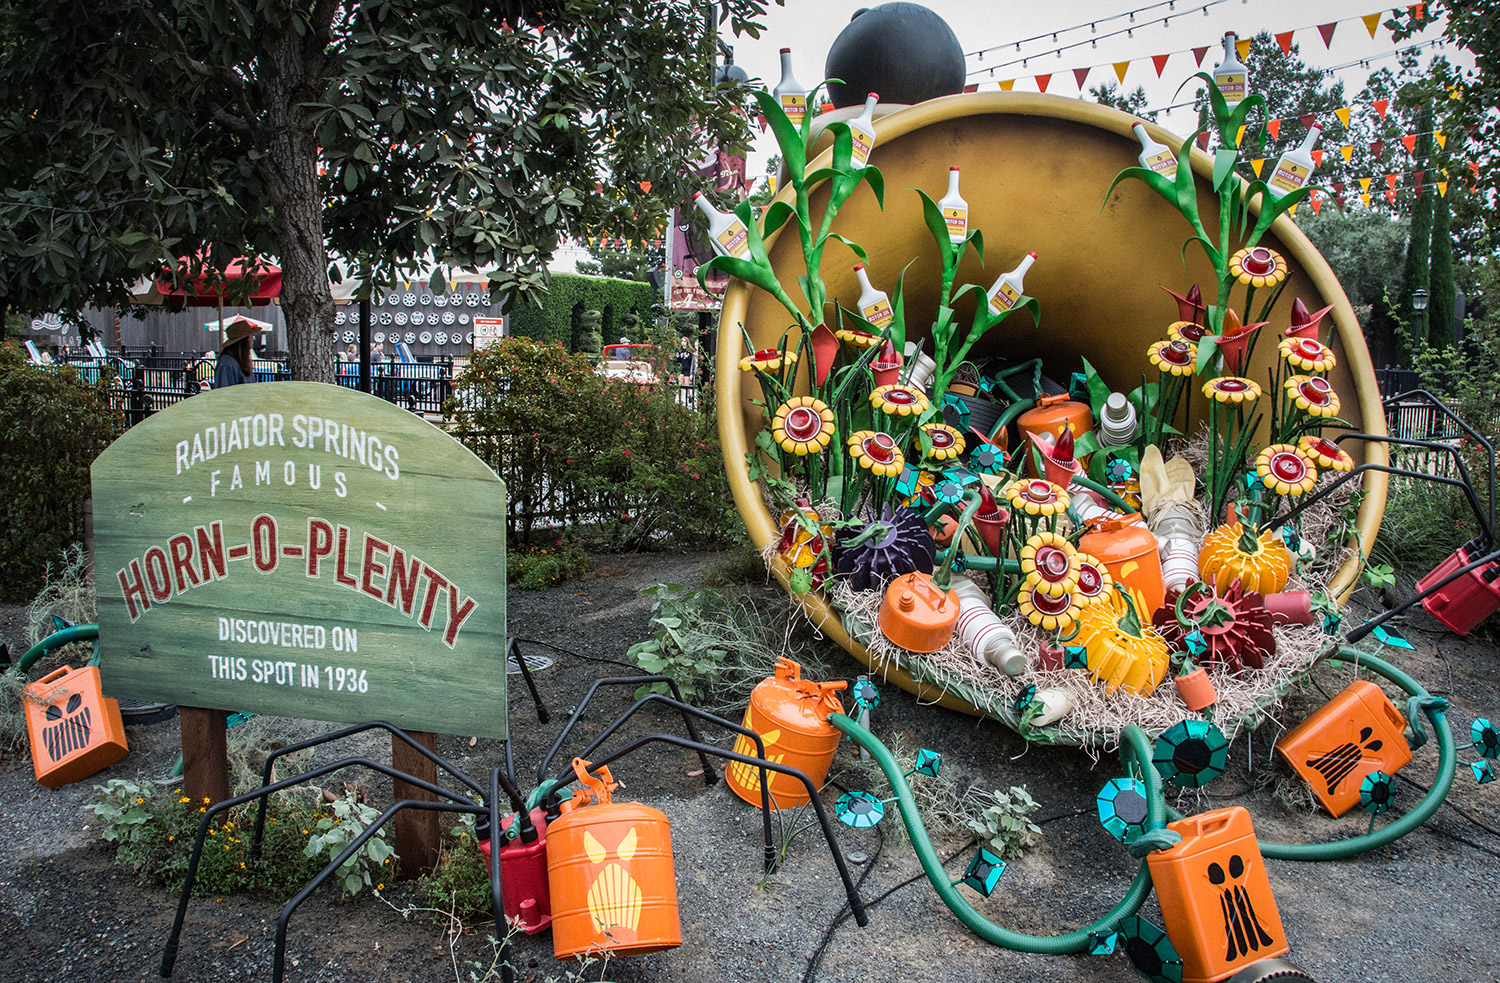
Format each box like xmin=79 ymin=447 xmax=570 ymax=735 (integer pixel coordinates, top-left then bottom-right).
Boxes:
xmin=1471 ymin=718 xmax=1498 ymax=760
xmin=1183 ymin=629 xmax=1207 ymax=657
xmin=1088 ymin=931 xmax=1121 ymax=956
xmin=1359 ymin=770 xmax=1395 ymax=815
xmin=971 ymin=444 xmax=1005 ymax=475
xmin=913 ymin=748 xmax=942 ymax=777
xmin=835 ymin=791 xmax=885 ymax=828
xmin=1153 ymin=719 xmax=1230 ymax=788
xmin=1281 ymin=525 xmax=1301 ymax=550
xmin=942 ymin=466 xmax=979 ymax=487
xmin=941 ymin=392 xmax=971 ymax=432
xmin=1105 ymin=457 xmax=1135 ymax=483
xmin=1321 ymin=610 xmax=1342 ymax=635
xmin=1119 ymin=916 xmax=1184 ymax=983
xmin=1472 ymin=760 xmax=1496 ymax=785
xmin=1069 ymin=371 xmax=1090 ymax=400
xmin=1371 ymin=625 xmax=1415 ymax=650
xmin=934 ymin=480 xmax=965 ymax=505
xmin=1064 ymin=645 xmax=1089 ymax=670
xmin=1096 ymin=777 xmax=1150 ymax=845
xmin=852 ymin=679 xmax=881 ymax=711
xmin=960 ymin=847 xmax=1006 ymax=897
xmin=1013 ymin=684 xmax=1038 ymax=714
xmin=894 ymin=464 xmax=920 ymax=497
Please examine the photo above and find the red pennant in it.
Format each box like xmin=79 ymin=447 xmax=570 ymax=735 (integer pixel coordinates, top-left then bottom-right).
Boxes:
xmin=1318 ymin=22 xmax=1337 ymax=47
xmin=1373 ymin=99 xmax=1389 ymax=120
xmin=1152 ymin=53 xmax=1170 ymax=77
xmin=1311 ymin=198 xmax=1324 ymax=214
xmin=1402 ymin=134 xmax=1417 ymax=153
xmin=1387 ymin=174 xmax=1399 ymax=190
xmin=1074 ymin=66 xmax=1090 ymax=89
xmin=1414 ymin=170 xmax=1425 ymax=198
xmin=1193 ymin=46 xmax=1209 ymax=66
xmin=757 ymin=113 xmax=767 ymax=132
xmin=1386 ymin=188 xmax=1398 ymax=204
xmin=1267 ymin=118 xmax=1282 ymax=141
xmin=1299 ymin=113 xmax=1316 ymax=130
xmin=1276 ymin=31 xmax=1294 ymax=55
xmin=1332 ymin=181 xmax=1345 ymax=193
xmin=1196 ymin=132 xmax=1210 ymax=150
xmin=1311 ymin=150 xmax=1324 ymax=166
xmin=1371 ymin=139 xmax=1385 ymax=159
xmin=963 ymin=83 xmax=978 ymax=93
xmin=1472 ymin=161 xmax=1482 ymax=178
xmin=1035 ymin=74 xmax=1051 ymax=93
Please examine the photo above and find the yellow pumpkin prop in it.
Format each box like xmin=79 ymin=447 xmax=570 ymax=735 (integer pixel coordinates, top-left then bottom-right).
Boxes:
xmin=1071 ymin=585 xmax=1171 ymax=696
xmin=1198 ymin=507 xmax=1292 ymax=595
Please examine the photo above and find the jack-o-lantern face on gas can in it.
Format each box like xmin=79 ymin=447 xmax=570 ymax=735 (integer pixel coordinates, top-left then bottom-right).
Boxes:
xmin=23 ymin=665 xmax=129 ymax=790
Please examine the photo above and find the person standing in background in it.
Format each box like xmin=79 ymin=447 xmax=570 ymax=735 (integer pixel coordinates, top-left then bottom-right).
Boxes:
xmin=212 ymin=319 xmax=266 ymax=388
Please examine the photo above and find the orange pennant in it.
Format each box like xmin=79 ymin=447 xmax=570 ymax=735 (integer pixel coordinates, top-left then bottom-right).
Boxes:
xmin=1341 ymin=145 xmax=1354 ymax=162
xmin=1363 ymin=12 xmax=1381 ymax=38
xmin=1470 ymin=161 xmax=1481 ymax=178
xmin=1373 ymin=98 xmax=1389 ymax=120
xmin=1035 ymin=74 xmax=1052 ymax=93
xmin=1236 ymin=38 xmax=1252 ymax=59
xmin=1438 ymin=180 xmax=1448 ymax=197
xmin=1335 ymin=106 xmax=1352 ymax=128
xmin=1074 ymin=66 xmax=1090 ymax=89
xmin=1387 ymin=174 xmax=1399 ymax=190
xmin=1000 ymin=79 xmax=1015 ymax=91
xmin=1402 ymin=134 xmax=1417 ymax=153
xmin=1267 ymin=118 xmax=1281 ymax=141
xmin=1153 ymin=53 xmax=1170 ymax=77
xmin=1386 ymin=188 xmax=1397 ymax=204
xmin=1312 ymin=149 xmax=1325 ymax=166
xmin=1359 ymin=177 xmax=1372 ymax=192
xmin=1276 ymin=31 xmax=1294 ymax=55
xmin=1318 ymin=22 xmax=1337 ymax=48
xmin=1250 ymin=158 xmax=1265 ymax=178
xmin=1311 ymin=197 xmax=1323 ymax=214
xmin=1114 ymin=61 xmax=1129 ymax=83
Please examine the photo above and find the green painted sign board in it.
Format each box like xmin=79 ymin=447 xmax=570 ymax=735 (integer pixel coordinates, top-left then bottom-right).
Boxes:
xmin=93 ymin=383 xmax=508 ymax=737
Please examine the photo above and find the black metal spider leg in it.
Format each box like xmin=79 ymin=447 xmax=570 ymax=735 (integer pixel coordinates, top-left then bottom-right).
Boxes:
xmin=1384 ymin=387 xmax=1495 ymax=533
xmin=161 ymin=758 xmax=471 ymax=978
xmin=489 ymin=768 xmax=514 ymax=983
xmin=563 ymin=693 xmax=774 ymax=872
xmin=1262 ymin=463 xmax=1490 ymax=542
xmin=272 ymin=800 xmax=484 ymax=983
xmin=248 ymin=721 xmax=495 ymax=862
xmin=1335 ymin=432 xmax=1492 ymax=542
xmin=557 ymin=734 xmax=868 ymax=927
xmin=534 ymin=675 xmax=718 ymax=785
xmin=1346 ymin=544 xmax=1500 ymax=643
xmin=507 ymin=637 xmax=550 ymax=724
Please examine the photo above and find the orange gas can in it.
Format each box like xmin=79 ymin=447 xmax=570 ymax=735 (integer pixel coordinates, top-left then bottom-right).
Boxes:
xmin=1274 ymin=680 xmax=1412 ymax=817
xmin=24 ymin=665 xmax=128 ymax=789
xmin=728 ymin=658 xmax=847 ymax=810
xmin=1147 ymin=807 xmax=1288 ymax=983
xmin=1079 ymin=514 xmax=1166 ymax=620
xmin=1016 ymin=393 xmax=1094 ymax=474
xmin=547 ymin=759 xmax=680 ymax=961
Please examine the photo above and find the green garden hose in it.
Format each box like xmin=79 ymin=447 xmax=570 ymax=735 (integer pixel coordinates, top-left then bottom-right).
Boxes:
xmin=12 ymin=623 xmax=100 ymax=674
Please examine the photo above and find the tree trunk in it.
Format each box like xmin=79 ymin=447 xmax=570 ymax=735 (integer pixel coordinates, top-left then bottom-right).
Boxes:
xmin=257 ymin=32 xmax=334 ymax=383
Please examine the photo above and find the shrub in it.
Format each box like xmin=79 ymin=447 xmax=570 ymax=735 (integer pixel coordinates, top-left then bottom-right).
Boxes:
xmin=0 ymin=343 xmax=123 ymax=601
xmin=419 ymin=815 xmax=494 ymax=920
xmin=508 ymin=539 xmax=589 ymax=590
xmin=506 ymin=272 xmax=655 ymax=349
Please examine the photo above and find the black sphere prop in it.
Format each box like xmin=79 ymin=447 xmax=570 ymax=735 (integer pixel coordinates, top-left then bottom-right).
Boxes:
xmin=825 ymin=3 xmax=965 ymax=109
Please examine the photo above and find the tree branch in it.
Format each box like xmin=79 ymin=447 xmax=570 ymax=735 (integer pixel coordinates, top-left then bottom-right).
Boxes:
xmin=139 ymin=7 xmax=248 ymax=94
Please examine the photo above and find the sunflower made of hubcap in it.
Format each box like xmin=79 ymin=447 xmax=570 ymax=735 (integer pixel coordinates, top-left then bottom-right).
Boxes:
xmin=848 ymin=430 xmax=906 ymax=477
xmin=1020 ymin=531 xmax=1080 ymax=598
xmin=1147 ymin=339 xmax=1197 ymax=376
xmin=739 ymin=347 xmax=797 ymax=373
xmin=870 ymin=384 xmax=930 ymax=416
xmin=920 ymin=423 xmax=966 ymax=461
xmin=1256 ymin=444 xmax=1318 ymax=497
xmin=1004 ymin=478 xmax=1070 ymax=518
xmin=771 ymin=397 xmax=835 ymax=455
xmin=1229 ymin=246 xmax=1288 ymax=288
xmin=1285 ymin=374 xmax=1340 ymax=417
xmin=1201 ymin=376 xmax=1263 ymax=404
xmin=1279 ymin=335 xmax=1337 ymax=373
xmin=1297 ymin=434 xmax=1353 ymax=472
xmin=1018 ymin=583 xmax=1081 ymax=632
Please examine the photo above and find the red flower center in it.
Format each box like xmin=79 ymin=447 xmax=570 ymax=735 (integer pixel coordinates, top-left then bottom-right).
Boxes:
xmin=1036 ymin=545 xmax=1071 ymax=581
xmin=1076 ymin=562 xmax=1105 ymax=596
xmin=1178 ymin=322 xmax=1207 ymax=343
xmin=1271 ymin=452 xmax=1307 ymax=482
xmin=883 ymin=387 xmax=917 ymax=405
xmin=753 ymin=348 xmax=779 ymax=361
xmin=862 ymin=432 xmax=898 ymax=464
xmin=1161 ymin=341 xmax=1193 ymax=365
xmin=1298 ymin=377 xmax=1332 ymax=405
xmin=928 ymin=428 xmax=955 ymax=449
xmin=1215 ymin=378 xmax=1250 ymax=393
xmin=1308 ymin=437 xmax=1340 ymax=458
xmin=1296 ymin=339 xmax=1323 ymax=359
xmin=784 ymin=406 xmax=821 ymax=441
xmin=1024 ymin=480 xmax=1056 ymax=504
xmin=1031 ymin=591 xmax=1074 ymax=616
xmin=1242 ymin=247 xmax=1276 ymax=276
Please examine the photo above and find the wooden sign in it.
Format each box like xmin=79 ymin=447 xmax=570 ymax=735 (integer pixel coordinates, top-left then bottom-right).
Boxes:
xmin=93 ymin=383 xmax=508 ymax=737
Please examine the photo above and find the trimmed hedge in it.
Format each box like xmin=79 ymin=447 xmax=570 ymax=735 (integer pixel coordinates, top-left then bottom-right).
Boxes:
xmin=507 ymin=273 xmax=656 ymax=350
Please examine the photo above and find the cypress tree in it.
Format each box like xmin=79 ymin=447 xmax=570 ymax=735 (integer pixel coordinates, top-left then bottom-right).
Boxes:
xmin=1398 ymin=108 xmax=1435 ymax=355
xmin=1428 ymin=189 xmax=1456 ymax=348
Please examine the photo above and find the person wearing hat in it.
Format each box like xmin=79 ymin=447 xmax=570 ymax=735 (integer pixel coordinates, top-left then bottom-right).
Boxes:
xmin=213 ymin=318 xmax=265 ymax=389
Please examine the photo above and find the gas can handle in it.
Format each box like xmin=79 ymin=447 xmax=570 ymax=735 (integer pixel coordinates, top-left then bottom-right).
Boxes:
xmin=774 ymin=656 xmax=803 ymax=683
xmin=30 ymin=665 xmax=73 ymax=687
xmin=569 ymin=757 xmax=616 ymax=807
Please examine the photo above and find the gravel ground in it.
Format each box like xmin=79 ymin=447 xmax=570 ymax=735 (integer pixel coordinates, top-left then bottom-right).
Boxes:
xmin=1 ymin=550 xmax=1498 ymax=983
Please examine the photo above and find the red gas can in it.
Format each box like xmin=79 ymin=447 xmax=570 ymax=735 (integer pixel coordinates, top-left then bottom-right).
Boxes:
xmin=480 ymin=805 xmax=552 ymax=935
xmin=1417 ymin=542 xmax=1500 ymax=635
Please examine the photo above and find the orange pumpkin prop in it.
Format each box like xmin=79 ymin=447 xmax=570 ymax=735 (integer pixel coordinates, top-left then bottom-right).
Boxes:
xmin=1197 ymin=508 xmax=1292 ymax=596
xmin=1147 ymin=806 xmax=1288 ymax=983
xmin=1079 ymin=514 xmax=1166 ymax=620
xmin=548 ymin=759 xmax=681 ymax=960
xmin=24 ymin=665 xmax=128 ymax=789
xmin=1273 ymin=680 xmax=1413 ymax=817
xmin=1071 ymin=585 xmax=1170 ymax=696
xmin=727 ymin=658 xmax=847 ymax=809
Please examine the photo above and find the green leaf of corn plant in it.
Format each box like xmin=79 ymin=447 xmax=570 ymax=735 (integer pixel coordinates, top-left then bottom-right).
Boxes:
xmin=737 ymin=199 xmax=771 ymax=267
xmin=1102 ymin=165 xmax=1174 ymax=213
xmin=823 ymin=232 xmax=869 ymax=264
xmin=966 ymin=227 xmax=985 ymax=267
xmin=1212 ymin=148 xmax=1238 ymax=192
xmin=1177 ymin=71 xmax=1232 ymax=144
xmin=1226 ymin=93 xmax=1267 ymax=155
xmin=1242 ymin=182 xmax=1321 ymax=249
xmin=698 ymin=253 xmax=777 ymax=297
xmin=762 ymin=199 xmax=799 ymax=242
xmin=751 ymin=88 xmax=805 ymax=184
xmin=917 ymin=188 xmax=955 ymax=266
xmin=1079 ymin=357 xmax=1113 ymax=418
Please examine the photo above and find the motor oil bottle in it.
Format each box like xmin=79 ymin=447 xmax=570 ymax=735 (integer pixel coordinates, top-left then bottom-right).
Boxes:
xmin=848 ymin=92 xmax=879 ymax=169
xmin=939 ymin=166 xmax=967 ymax=243
xmin=1267 ymin=124 xmax=1322 ymax=199
xmin=692 ymin=192 xmax=749 ymax=260
xmin=853 ymin=264 xmax=893 ymax=330
xmin=1133 ymin=123 xmax=1178 ymax=181
xmin=1213 ymin=32 xmax=1247 ymax=107
xmin=986 ymin=252 xmax=1036 ymax=316
xmin=773 ymin=48 xmax=807 ymax=128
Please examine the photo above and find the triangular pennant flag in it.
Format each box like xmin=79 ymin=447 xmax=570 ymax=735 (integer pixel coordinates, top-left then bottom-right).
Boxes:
xmin=1035 ymin=73 xmax=1052 ymax=93
xmin=1335 ymin=106 xmax=1352 ymax=128
xmin=1196 ymin=132 xmax=1210 ymax=150
xmin=1402 ymin=134 xmax=1417 ymax=153
xmin=1251 ymin=158 xmax=1266 ymax=178
xmin=1360 ymin=192 xmax=1371 ymax=207
xmin=1193 ymin=46 xmax=1209 ymax=66
xmin=1387 ymin=174 xmax=1399 ymax=190
xmin=1114 ymin=61 xmax=1129 ymax=83
xmin=1471 ymin=161 xmax=1482 ymax=178
xmin=1153 ymin=53 xmax=1170 ymax=77
xmin=1236 ymin=38 xmax=1252 ymax=59
xmin=1000 ymin=79 xmax=1015 ymax=91
xmin=1311 ymin=197 xmax=1323 ymax=214
xmin=1276 ymin=31 xmax=1295 ymax=55
xmin=1386 ymin=188 xmax=1398 ymax=204
xmin=1318 ymin=22 xmax=1338 ymax=47
xmin=1341 ymin=145 xmax=1354 ymax=162
xmin=1363 ymin=12 xmax=1381 ymax=38
xmin=1288 ymin=203 xmax=1299 ymax=216
xmin=1438 ymin=180 xmax=1448 ymax=197
xmin=1359 ymin=177 xmax=1372 ymax=192
xmin=1299 ymin=113 xmax=1316 ymax=130
xmin=1074 ymin=66 xmax=1090 ymax=89
xmin=1236 ymin=125 xmax=1246 ymax=147
xmin=1434 ymin=130 xmax=1447 ymax=148
xmin=1332 ymin=181 xmax=1345 ymax=193
xmin=1373 ymin=98 xmax=1389 ymax=120
xmin=1371 ymin=138 xmax=1385 ymax=158
xmin=963 ymin=83 xmax=978 ymax=93
xmin=1312 ymin=149 xmax=1325 ymax=166
xmin=757 ymin=113 xmax=767 ymax=132
xmin=1267 ymin=118 xmax=1282 ymax=141
xmin=1414 ymin=169 xmax=1425 ymax=198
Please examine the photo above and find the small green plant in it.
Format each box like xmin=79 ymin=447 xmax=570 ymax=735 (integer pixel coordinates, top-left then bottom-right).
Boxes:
xmin=627 ymin=583 xmax=730 ymax=705
xmin=420 ymin=814 xmax=495 ymax=921
xmin=87 ymin=778 xmax=163 ymax=863
xmin=0 ymin=670 xmax=30 ymax=760
xmin=967 ymin=785 xmax=1042 ymax=860
xmin=304 ymin=790 xmax=398 ymax=896
xmin=508 ymin=539 xmax=590 ymax=590
xmin=1363 ymin=562 xmax=1396 ymax=592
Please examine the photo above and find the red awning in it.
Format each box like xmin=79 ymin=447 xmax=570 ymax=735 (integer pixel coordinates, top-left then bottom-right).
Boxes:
xmin=155 ymin=257 xmax=282 ymax=308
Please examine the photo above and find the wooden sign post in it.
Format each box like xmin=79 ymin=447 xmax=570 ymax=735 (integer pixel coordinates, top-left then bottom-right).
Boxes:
xmin=92 ymin=383 xmax=508 ymax=873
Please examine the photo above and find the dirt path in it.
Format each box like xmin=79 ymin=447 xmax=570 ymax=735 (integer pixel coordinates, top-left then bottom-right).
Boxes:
xmin=1 ymin=553 xmax=1498 ymax=983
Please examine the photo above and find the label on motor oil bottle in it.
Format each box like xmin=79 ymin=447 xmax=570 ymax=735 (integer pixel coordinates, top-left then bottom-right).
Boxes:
xmin=1144 ymin=150 xmax=1177 ymax=178
xmin=1269 ymin=160 xmax=1311 ymax=195
xmin=781 ymin=94 xmax=807 ymax=126
xmin=988 ymin=282 xmax=1020 ymax=315
xmin=715 ymin=221 xmax=750 ymax=259
xmin=1215 ymin=71 xmax=1246 ymax=104
xmin=861 ymin=298 xmax=893 ymax=329
xmin=850 ymin=129 xmax=875 ymax=167
xmin=944 ymin=206 xmax=968 ymax=243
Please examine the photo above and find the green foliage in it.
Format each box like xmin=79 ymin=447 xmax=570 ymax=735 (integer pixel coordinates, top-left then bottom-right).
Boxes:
xmin=1429 ymin=193 xmax=1457 ymax=348
xmin=420 ymin=815 xmax=496 ymax=921
xmin=0 ymin=344 xmax=123 ymax=601
xmin=1363 ymin=562 xmax=1396 ymax=591
xmin=575 ymin=242 xmax=662 ymax=283
xmin=508 ymin=273 xmax=657 ymax=350
xmin=0 ymin=671 xmax=27 ymax=760
xmin=303 ymin=792 xmax=398 ymax=897
xmin=967 ymin=786 xmax=1042 ymax=860
xmin=1090 ymin=82 xmax=1149 ymax=115
xmin=509 ymin=540 xmax=590 ymax=590
xmin=26 ymin=543 xmax=95 ymax=647
xmin=627 ymin=584 xmax=730 ymax=706
xmin=448 ymin=337 xmax=734 ymax=549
